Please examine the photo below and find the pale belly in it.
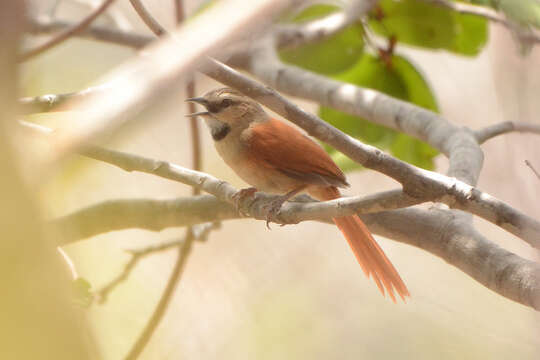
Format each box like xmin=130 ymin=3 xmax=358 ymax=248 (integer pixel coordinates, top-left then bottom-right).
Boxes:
xmin=213 ymin=134 xmax=302 ymax=194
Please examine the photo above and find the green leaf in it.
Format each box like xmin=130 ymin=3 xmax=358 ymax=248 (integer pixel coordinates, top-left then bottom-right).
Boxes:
xmin=370 ymin=0 xmax=488 ymax=55
xmin=279 ymin=5 xmax=364 ymax=74
xmin=319 ymin=53 xmax=439 ymax=171
xmin=72 ymin=277 xmax=93 ymax=308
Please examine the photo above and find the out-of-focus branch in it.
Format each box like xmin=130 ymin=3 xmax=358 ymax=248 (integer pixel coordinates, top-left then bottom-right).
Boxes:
xmin=128 ymin=0 xmax=166 ymax=36
xmin=124 ymin=232 xmax=193 ymax=360
xmin=19 ymin=84 xmax=109 ymax=114
xmin=525 ymin=160 xmax=540 ymax=181
xmin=276 ymin=0 xmax=377 ymax=48
xmin=20 ymin=0 xmax=118 ymax=61
xmin=475 ymin=121 xmax=540 ymax=144
xmin=35 ymin=0 xmax=299 ymax=166
xmin=96 ymin=222 xmax=218 ymax=304
xmin=118 ymin=2 xmax=208 ymax=358
xmin=0 ymin=1 xmax=93 ymax=357
xmin=27 ymin=17 xmax=152 ymax=48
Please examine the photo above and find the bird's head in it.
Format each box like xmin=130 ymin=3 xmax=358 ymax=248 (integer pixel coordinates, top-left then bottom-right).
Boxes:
xmin=186 ymin=87 xmax=266 ymax=128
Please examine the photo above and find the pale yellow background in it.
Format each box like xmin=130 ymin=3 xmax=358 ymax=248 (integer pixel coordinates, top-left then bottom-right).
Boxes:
xmin=23 ymin=1 xmax=540 ymax=359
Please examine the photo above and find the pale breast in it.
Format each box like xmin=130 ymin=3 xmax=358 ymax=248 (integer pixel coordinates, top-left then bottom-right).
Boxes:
xmin=213 ymin=128 xmax=303 ymax=194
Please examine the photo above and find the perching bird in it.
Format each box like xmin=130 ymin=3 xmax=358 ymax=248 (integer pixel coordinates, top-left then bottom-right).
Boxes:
xmin=186 ymin=87 xmax=409 ymax=302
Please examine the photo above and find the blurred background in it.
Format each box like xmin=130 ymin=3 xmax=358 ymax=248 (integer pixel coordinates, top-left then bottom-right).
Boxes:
xmin=22 ymin=0 xmax=540 ymax=359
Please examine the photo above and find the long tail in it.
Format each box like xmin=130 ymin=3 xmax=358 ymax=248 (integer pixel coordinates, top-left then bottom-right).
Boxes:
xmin=314 ymin=187 xmax=410 ymax=302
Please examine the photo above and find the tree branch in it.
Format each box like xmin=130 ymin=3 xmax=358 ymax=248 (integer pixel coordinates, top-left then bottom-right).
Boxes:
xmin=27 ymin=17 xmax=152 ymax=48
xmin=32 ymin=0 xmax=300 ymax=165
xmin=96 ymin=222 xmax=218 ymax=304
xmin=200 ymin=59 xmax=540 ymax=246
xmin=53 ymin=195 xmax=236 ymax=243
xmin=276 ymin=0 xmax=377 ymax=48
xmin=238 ymin=39 xmax=483 ymax=186
xmin=525 ymin=160 xmax=540 ymax=181
xmin=21 ymin=56 xmax=540 ymax=247
xmin=124 ymin=230 xmax=193 ymax=360
xmin=475 ymin=121 xmax=540 ymax=144
xmin=128 ymin=0 xmax=166 ymax=36
xmin=20 ymin=0 xmax=118 ymax=61
xmin=53 ymin=193 xmax=540 ymax=310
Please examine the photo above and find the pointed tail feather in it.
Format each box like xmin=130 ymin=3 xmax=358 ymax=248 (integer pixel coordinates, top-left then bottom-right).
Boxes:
xmin=314 ymin=187 xmax=410 ymax=302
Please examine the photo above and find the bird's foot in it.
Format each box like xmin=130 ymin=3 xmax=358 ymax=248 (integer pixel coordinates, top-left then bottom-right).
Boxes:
xmin=262 ymin=195 xmax=289 ymax=230
xmin=232 ymin=187 xmax=258 ymax=216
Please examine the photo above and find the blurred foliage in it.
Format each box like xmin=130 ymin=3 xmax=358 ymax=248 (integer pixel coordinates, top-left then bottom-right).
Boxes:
xmin=72 ymin=277 xmax=94 ymax=308
xmin=370 ymin=0 xmax=488 ymax=55
xmin=495 ymin=0 xmax=540 ymax=28
xmin=279 ymin=5 xmax=365 ymax=74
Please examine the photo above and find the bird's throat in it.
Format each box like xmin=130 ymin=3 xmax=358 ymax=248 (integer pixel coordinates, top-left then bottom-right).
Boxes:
xmin=202 ymin=116 xmax=231 ymax=141
xmin=211 ymin=123 xmax=231 ymax=141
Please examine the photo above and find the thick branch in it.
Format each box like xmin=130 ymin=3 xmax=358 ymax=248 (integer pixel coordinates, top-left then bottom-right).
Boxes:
xmin=362 ymin=208 xmax=540 ymax=310
xmin=53 ymin=195 xmax=540 ymax=310
xmin=53 ymin=196 xmax=236 ymax=243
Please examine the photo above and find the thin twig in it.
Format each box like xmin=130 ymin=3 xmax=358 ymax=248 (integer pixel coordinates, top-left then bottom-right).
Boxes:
xmin=27 ymin=17 xmax=152 ymax=48
xmin=20 ymin=0 xmax=118 ymax=61
xmin=19 ymin=84 xmax=110 ymax=114
xmin=475 ymin=121 xmax=540 ymax=144
xmin=525 ymin=160 xmax=540 ymax=181
xmin=96 ymin=222 xmax=218 ymax=304
xmin=124 ymin=232 xmax=192 ymax=360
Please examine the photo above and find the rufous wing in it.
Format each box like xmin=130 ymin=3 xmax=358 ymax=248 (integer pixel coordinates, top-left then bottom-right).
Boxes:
xmin=246 ymin=119 xmax=348 ymax=188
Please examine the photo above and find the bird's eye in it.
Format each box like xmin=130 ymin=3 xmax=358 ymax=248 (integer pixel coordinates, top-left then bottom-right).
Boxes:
xmin=221 ymin=98 xmax=233 ymax=108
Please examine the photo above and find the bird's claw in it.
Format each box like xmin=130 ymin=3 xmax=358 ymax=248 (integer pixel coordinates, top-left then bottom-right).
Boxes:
xmin=232 ymin=187 xmax=258 ymax=216
xmin=262 ymin=196 xmax=287 ymax=230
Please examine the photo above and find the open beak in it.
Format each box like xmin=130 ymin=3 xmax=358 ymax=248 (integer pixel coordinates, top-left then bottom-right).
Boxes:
xmin=185 ymin=97 xmax=210 ymax=117
xmin=185 ymin=111 xmax=209 ymax=118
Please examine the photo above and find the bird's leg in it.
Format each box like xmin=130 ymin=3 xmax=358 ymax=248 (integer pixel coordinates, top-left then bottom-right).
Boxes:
xmin=232 ymin=187 xmax=258 ymax=216
xmin=263 ymin=186 xmax=306 ymax=229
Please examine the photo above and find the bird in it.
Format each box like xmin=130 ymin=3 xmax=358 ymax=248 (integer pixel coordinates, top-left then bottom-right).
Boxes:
xmin=186 ymin=87 xmax=409 ymax=302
